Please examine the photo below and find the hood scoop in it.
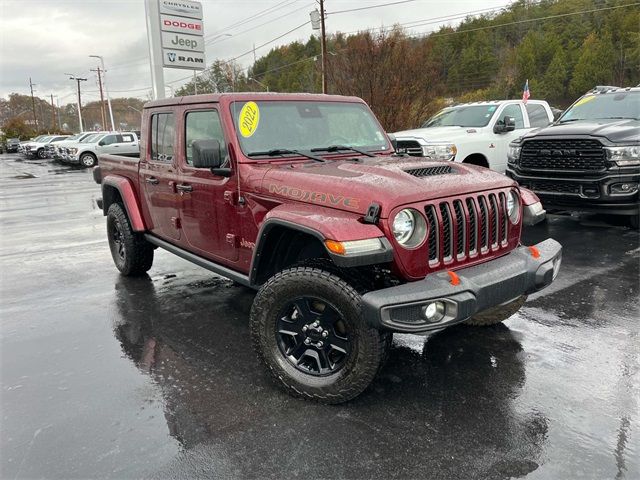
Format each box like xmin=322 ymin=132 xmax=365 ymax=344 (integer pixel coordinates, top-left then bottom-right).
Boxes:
xmin=404 ymin=165 xmax=454 ymax=178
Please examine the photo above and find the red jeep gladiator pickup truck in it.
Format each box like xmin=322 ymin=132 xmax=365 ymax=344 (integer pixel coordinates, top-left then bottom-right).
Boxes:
xmin=94 ymin=93 xmax=562 ymax=403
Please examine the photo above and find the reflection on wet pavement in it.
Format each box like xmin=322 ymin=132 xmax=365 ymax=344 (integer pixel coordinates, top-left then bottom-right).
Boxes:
xmin=1 ymin=153 xmax=638 ymax=479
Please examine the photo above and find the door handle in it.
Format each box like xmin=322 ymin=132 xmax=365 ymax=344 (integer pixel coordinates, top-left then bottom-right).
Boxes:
xmin=176 ymin=183 xmax=193 ymax=193
xmin=145 ymin=177 xmax=159 ymax=185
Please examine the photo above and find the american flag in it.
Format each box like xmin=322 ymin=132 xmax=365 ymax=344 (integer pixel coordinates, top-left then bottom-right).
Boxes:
xmin=522 ymin=79 xmax=530 ymax=104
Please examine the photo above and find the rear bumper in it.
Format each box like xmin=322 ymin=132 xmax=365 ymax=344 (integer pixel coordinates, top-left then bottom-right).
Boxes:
xmin=361 ymin=239 xmax=562 ymax=333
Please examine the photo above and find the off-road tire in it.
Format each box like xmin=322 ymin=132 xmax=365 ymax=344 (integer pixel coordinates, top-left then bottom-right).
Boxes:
xmin=251 ymin=266 xmax=387 ymax=404
xmin=464 ymin=295 xmax=527 ymax=326
xmin=80 ymin=152 xmax=97 ymax=168
xmin=106 ymin=203 xmax=154 ymax=276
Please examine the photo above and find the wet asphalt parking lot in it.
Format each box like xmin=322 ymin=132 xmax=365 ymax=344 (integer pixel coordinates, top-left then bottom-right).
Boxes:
xmin=0 ymin=153 xmax=638 ymax=480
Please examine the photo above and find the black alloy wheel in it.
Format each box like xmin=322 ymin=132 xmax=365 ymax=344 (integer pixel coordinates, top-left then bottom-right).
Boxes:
xmin=109 ymin=216 xmax=126 ymax=263
xmin=276 ymin=296 xmax=351 ymax=376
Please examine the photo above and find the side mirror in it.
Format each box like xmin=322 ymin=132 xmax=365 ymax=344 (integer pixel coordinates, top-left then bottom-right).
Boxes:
xmin=387 ymin=133 xmax=398 ymax=152
xmin=98 ymin=141 xmax=105 ymax=146
xmin=494 ymin=116 xmax=516 ymax=133
xmin=192 ymin=139 xmax=222 ymax=168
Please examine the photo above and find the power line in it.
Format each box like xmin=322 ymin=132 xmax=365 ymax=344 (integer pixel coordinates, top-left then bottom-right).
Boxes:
xmin=329 ymin=0 xmax=421 ymax=15
xmin=205 ymin=0 xmax=301 ymax=38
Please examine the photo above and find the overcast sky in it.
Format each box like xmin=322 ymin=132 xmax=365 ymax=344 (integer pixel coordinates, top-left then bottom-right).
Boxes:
xmin=0 ymin=0 xmax=513 ymax=105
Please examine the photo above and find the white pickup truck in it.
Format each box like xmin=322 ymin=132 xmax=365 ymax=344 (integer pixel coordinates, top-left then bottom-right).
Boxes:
xmin=64 ymin=132 xmax=139 ymax=168
xmin=393 ymin=100 xmax=554 ymax=173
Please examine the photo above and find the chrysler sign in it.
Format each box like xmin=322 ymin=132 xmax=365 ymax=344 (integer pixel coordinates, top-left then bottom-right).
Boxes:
xmin=159 ymin=0 xmax=202 ymax=19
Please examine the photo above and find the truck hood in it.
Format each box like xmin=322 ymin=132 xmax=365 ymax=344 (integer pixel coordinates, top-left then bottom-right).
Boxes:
xmin=518 ymin=119 xmax=640 ymax=144
xmin=259 ymin=156 xmax=516 ymax=217
xmin=394 ymin=126 xmax=475 ymax=142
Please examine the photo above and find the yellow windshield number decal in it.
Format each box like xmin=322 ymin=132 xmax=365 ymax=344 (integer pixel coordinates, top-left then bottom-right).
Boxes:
xmin=239 ymin=101 xmax=260 ymax=138
xmin=574 ymin=95 xmax=596 ymax=107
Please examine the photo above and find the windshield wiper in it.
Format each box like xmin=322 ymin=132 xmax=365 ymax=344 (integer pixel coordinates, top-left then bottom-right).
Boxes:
xmin=247 ymin=149 xmax=325 ymax=162
xmin=557 ymin=118 xmax=584 ymax=123
xmin=310 ymin=145 xmax=376 ymax=157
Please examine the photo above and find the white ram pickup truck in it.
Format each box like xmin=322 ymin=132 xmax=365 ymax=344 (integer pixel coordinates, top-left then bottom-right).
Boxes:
xmin=65 ymin=132 xmax=139 ymax=168
xmin=393 ymin=100 xmax=554 ymax=173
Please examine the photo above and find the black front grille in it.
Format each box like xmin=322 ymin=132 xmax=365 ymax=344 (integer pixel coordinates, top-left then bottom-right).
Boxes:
xmin=426 ymin=192 xmax=511 ymax=265
xmin=520 ymin=139 xmax=605 ymax=171
xmin=396 ymin=140 xmax=424 ymax=157
xmin=519 ymin=180 xmax=581 ymax=194
xmin=405 ymin=165 xmax=453 ymax=177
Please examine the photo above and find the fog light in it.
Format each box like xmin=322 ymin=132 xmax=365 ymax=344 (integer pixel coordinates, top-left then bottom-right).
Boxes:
xmin=552 ymin=255 xmax=562 ymax=280
xmin=610 ymin=183 xmax=639 ymax=195
xmin=422 ymin=301 xmax=446 ymax=323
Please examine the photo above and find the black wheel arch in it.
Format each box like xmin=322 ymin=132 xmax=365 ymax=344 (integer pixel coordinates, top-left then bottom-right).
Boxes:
xmin=249 ymin=219 xmax=394 ymax=286
xmin=463 ymin=153 xmax=490 ymax=168
xmin=101 ymin=184 xmax=123 ymax=216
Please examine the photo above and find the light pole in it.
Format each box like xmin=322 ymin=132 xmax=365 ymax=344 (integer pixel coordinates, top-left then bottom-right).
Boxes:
xmin=127 ymin=105 xmax=142 ymax=114
xmin=89 ymin=55 xmax=115 ymax=131
xmin=65 ymin=74 xmax=87 ymax=132
xmin=248 ymin=77 xmax=269 ymax=92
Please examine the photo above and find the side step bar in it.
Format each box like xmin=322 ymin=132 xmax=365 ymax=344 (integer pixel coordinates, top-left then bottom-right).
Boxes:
xmin=144 ymin=234 xmax=254 ymax=288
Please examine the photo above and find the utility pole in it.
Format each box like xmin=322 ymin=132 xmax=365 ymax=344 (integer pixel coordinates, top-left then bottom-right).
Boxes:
xmin=319 ymin=0 xmax=328 ymax=94
xmin=54 ymin=95 xmax=62 ymax=130
xmin=50 ymin=94 xmax=56 ymax=131
xmin=29 ymin=77 xmax=38 ymax=129
xmin=91 ymin=67 xmax=107 ymax=130
xmin=66 ymin=74 xmax=87 ymax=132
xmin=90 ymin=55 xmax=115 ymax=130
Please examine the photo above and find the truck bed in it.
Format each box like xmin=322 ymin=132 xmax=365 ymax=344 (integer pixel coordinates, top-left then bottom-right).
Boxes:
xmin=95 ymin=153 xmax=140 ymax=186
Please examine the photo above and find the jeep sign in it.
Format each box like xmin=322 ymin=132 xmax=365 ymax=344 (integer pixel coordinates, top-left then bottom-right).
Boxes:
xmin=162 ymin=49 xmax=206 ymax=70
xmin=161 ymin=31 xmax=204 ymax=53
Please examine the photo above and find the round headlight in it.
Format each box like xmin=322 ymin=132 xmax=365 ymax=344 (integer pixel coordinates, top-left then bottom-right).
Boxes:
xmin=392 ymin=208 xmax=427 ymax=248
xmin=507 ymin=190 xmax=520 ymax=223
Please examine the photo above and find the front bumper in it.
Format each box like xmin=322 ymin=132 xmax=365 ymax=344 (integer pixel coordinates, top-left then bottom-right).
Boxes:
xmin=507 ymin=168 xmax=640 ymax=216
xmin=362 ymin=239 xmax=562 ymax=333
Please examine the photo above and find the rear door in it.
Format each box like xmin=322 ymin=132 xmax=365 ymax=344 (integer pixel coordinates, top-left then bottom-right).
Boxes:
xmin=177 ymin=107 xmax=239 ymax=263
xmin=139 ymin=112 xmax=181 ymax=241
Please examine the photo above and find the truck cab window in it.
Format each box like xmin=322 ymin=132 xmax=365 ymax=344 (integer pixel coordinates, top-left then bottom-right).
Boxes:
xmin=101 ymin=134 xmax=118 ymax=146
xmin=500 ymin=104 xmax=525 ymax=129
xmin=151 ymin=113 xmax=175 ymax=162
xmin=526 ymin=104 xmax=550 ymax=128
xmin=185 ymin=110 xmax=226 ymax=165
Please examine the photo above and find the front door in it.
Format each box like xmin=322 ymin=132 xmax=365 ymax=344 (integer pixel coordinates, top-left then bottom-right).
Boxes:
xmin=140 ymin=112 xmax=181 ymax=241
xmin=177 ymin=108 xmax=239 ymax=263
xmin=493 ymin=103 xmax=528 ymax=172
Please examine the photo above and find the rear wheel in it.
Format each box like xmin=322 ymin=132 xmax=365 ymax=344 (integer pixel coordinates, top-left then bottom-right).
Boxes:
xmin=80 ymin=152 xmax=97 ymax=168
xmin=251 ymin=266 xmax=387 ymax=404
xmin=464 ymin=295 xmax=527 ymax=326
xmin=106 ymin=203 xmax=153 ymax=276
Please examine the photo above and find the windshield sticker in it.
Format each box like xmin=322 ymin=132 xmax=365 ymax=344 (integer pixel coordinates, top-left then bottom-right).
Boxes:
xmin=239 ymin=101 xmax=260 ymax=138
xmin=574 ymin=95 xmax=595 ymax=107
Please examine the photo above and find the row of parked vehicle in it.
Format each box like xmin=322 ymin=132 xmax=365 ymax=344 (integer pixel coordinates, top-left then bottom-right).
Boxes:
xmin=14 ymin=131 xmax=140 ymax=167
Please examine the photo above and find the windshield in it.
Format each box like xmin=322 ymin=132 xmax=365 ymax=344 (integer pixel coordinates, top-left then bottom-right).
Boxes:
xmin=559 ymin=91 xmax=640 ymax=122
xmin=81 ymin=134 xmax=101 ymax=143
xmin=38 ymin=136 xmax=53 ymax=143
xmin=231 ymin=101 xmax=389 ymax=157
xmin=423 ymin=105 xmax=499 ymax=128
xmin=422 ymin=105 xmax=498 ymax=128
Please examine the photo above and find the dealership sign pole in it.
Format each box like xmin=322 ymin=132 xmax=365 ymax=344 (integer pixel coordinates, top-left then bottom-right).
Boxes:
xmin=145 ymin=0 xmax=205 ymax=100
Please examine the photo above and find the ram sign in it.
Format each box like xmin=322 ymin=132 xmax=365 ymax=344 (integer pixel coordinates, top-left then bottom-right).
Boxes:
xmin=158 ymin=0 xmax=205 ymax=70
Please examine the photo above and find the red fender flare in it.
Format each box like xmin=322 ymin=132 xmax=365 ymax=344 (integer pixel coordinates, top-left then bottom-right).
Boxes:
xmin=102 ymin=175 xmax=147 ymax=232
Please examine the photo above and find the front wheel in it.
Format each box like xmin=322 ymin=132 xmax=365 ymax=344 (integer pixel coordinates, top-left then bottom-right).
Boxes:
xmin=37 ymin=148 xmax=46 ymax=159
xmin=106 ymin=203 xmax=154 ymax=276
xmin=251 ymin=266 xmax=387 ymax=404
xmin=80 ymin=153 xmax=97 ymax=168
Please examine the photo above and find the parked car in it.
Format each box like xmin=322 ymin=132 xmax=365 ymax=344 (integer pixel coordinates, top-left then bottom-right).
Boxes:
xmin=18 ymin=135 xmax=46 ymax=154
xmin=93 ymin=93 xmax=562 ymax=404
xmin=23 ymin=135 xmax=70 ymax=159
xmin=64 ymin=131 xmax=139 ymax=168
xmin=51 ymin=132 xmax=108 ymax=160
xmin=507 ymin=86 xmax=640 ymax=228
xmin=393 ymin=100 xmax=554 ymax=172
xmin=4 ymin=138 xmax=21 ymax=153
